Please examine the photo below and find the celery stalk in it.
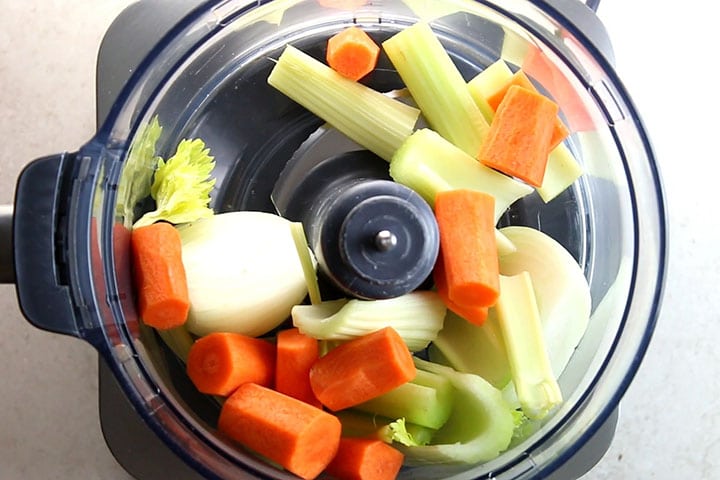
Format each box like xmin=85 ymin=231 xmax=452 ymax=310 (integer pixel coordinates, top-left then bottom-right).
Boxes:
xmin=289 ymin=222 xmax=322 ymax=305
xmin=467 ymin=59 xmax=514 ymax=119
xmin=156 ymin=325 xmax=194 ymax=364
xmin=355 ymin=369 xmax=455 ymax=430
xmin=537 ymin=143 xmax=584 ymax=202
xmin=267 ymin=45 xmax=420 ymax=161
xmin=495 ymin=272 xmax=562 ymax=420
xmin=390 ymin=128 xmax=533 ymax=222
xmin=429 ymin=311 xmax=511 ymax=389
xmin=382 ymin=22 xmax=490 ymax=157
xmin=291 ymin=291 xmax=446 ymax=352
xmin=336 ymin=410 xmax=435 ymax=446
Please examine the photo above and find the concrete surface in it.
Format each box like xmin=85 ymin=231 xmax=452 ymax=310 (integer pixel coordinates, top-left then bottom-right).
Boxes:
xmin=0 ymin=1 xmax=715 ymax=479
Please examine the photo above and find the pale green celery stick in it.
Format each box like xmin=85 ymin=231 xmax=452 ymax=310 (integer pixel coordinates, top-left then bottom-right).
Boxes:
xmin=537 ymin=143 xmax=583 ymax=202
xmin=390 ymin=128 xmax=533 ymax=222
xmin=429 ymin=311 xmax=511 ymax=389
xmin=157 ymin=325 xmax=194 ymax=364
xmin=498 ymin=226 xmax=591 ymax=378
xmin=267 ymin=45 xmax=420 ymax=162
xmin=355 ymin=369 xmax=455 ymax=430
xmin=291 ymin=291 xmax=446 ymax=352
xmin=383 ymin=22 xmax=490 ymax=157
xmin=289 ymin=222 xmax=321 ymax=305
xmin=495 ymin=272 xmax=562 ymax=420
xmin=467 ymin=59 xmax=514 ymax=121
xmin=133 ymin=138 xmax=216 ymax=228
xmin=395 ymin=357 xmax=515 ymax=465
xmin=336 ymin=410 xmax=435 ymax=446
xmin=117 ymin=115 xmax=163 ymax=227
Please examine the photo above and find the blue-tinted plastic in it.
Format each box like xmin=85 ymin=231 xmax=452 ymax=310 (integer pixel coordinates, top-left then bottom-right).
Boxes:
xmin=13 ymin=1 xmax=665 ymax=479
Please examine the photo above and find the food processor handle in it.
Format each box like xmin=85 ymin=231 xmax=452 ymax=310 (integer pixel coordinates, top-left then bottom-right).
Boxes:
xmin=0 ymin=205 xmax=12 ymax=283
xmin=12 ymin=153 xmax=81 ymax=337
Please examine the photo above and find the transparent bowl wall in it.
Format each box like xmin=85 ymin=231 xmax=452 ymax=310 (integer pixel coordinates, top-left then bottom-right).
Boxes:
xmin=70 ymin=0 xmax=666 ymax=478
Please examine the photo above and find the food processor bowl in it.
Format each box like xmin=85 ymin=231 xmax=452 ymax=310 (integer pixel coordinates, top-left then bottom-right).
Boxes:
xmin=6 ymin=0 xmax=666 ymax=478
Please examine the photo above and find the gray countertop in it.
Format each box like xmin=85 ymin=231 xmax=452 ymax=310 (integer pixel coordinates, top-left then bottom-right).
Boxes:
xmin=0 ymin=1 xmax=714 ymax=478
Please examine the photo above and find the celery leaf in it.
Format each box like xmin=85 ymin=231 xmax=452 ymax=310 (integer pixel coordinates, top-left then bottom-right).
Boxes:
xmin=133 ymin=138 xmax=216 ymax=228
xmin=117 ymin=116 xmax=163 ymax=226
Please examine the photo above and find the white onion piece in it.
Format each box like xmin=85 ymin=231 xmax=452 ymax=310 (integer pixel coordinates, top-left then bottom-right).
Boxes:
xmin=177 ymin=211 xmax=309 ymax=337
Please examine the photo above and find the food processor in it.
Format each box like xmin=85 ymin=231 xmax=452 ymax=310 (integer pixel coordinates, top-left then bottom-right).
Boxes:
xmin=0 ymin=0 xmax=666 ymax=478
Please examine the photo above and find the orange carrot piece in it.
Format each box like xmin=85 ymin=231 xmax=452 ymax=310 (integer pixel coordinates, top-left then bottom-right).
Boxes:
xmin=218 ymin=383 xmax=342 ymax=480
xmin=433 ymin=252 xmax=489 ymax=326
xmin=276 ymin=328 xmax=322 ymax=408
xmin=131 ymin=222 xmax=190 ymax=330
xmin=186 ymin=332 xmax=275 ymax=396
xmin=326 ymin=26 xmax=380 ymax=81
xmin=485 ymin=70 xmax=569 ymax=150
xmin=479 ymin=85 xmax=558 ymax=187
xmin=309 ymin=327 xmax=416 ymax=411
xmin=434 ymin=189 xmax=499 ymax=309
xmin=324 ymin=437 xmax=404 ymax=480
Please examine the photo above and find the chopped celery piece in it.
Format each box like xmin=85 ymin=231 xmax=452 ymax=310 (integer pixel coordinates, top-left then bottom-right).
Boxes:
xmin=467 ymin=59 xmax=514 ymax=120
xmin=267 ymin=45 xmax=420 ymax=161
xmin=157 ymin=325 xmax=194 ymax=364
xmin=336 ymin=410 xmax=435 ymax=446
xmin=355 ymin=369 xmax=455 ymax=430
xmin=499 ymin=226 xmax=591 ymax=378
xmin=291 ymin=291 xmax=446 ymax=352
xmin=495 ymin=272 xmax=562 ymax=420
xmin=390 ymin=128 xmax=533 ymax=221
xmin=383 ymin=22 xmax=490 ymax=156
xmin=429 ymin=311 xmax=511 ymax=389
xmin=395 ymin=358 xmax=515 ymax=465
xmin=289 ymin=222 xmax=321 ymax=305
xmin=537 ymin=143 xmax=584 ymax=202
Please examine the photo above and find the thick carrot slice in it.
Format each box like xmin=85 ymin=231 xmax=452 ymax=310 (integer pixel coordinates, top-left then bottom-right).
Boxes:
xmin=218 ymin=383 xmax=342 ymax=480
xmin=309 ymin=327 xmax=416 ymax=411
xmin=131 ymin=222 xmax=190 ymax=330
xmin=434 ymin=189 xmax=499 ymax=309
xmin=326 ymin=26 xmax=380 ymax=81
xmin=478 ymin=85 xmax=558 ymax=187
xmin=275 ymin=328 xmax=322 ymax=408
xmin=485 ymin=70 xmax=569 ymax=150
xmin=186 ymin=332 xmax=275 ymax=396
xmin=433 ymin=252 xmax=489 ymax=326
xmin=324 ymin=437 xmax=404 ymax=480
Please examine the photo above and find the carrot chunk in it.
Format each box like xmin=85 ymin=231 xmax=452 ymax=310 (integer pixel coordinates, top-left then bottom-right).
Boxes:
xmin=186 ymin=332 xmax=275 ymax=396
xmin=130 ymin=222 xmax=190 ymax=330
xmin=218 ymin=383 xmax=342 ymax=480
xmin=325 ymin=437 xmax=404 ymax=480
xmin=434 ymin=189 xmax=500 ymax=310
xmin=433 ymin=251 xmax=489 ymax=326
xmin=309 ymin=327 xmax=416 ymax=411
xmin=275 ymin=328 xmax=322 ymax=408
xmin=485 ymin=70 xmax=569 ymax=150
xmin=479 ymin=85 xmax=558 ymax=187
xmin=326 ymin=26 xmax=380 ymax=81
